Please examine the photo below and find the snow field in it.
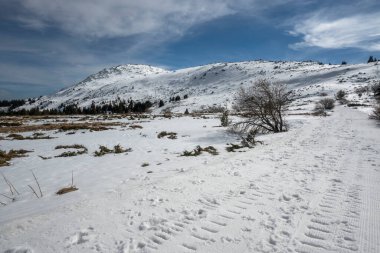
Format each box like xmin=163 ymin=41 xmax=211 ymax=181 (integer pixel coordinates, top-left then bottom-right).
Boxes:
xmin=0 ymin=106 xmax=379 ymax=252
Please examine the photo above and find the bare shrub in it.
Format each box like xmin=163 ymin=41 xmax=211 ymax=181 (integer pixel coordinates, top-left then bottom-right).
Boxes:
xmin=313 ymin=103 xmax=327 ymax=116
xmin=370 ymin=105 xmax=380 ymax=120
xmin=313 ymin=98 xmax=335 ymax=116
xmin=233 ymin=79 xmax=292 ymax=133
xmin=319 ymin=98 xmax=335 ymax=110
xmin=355 ymin=86 xmax=369 ymax=97
xmin=335 ymin=90 xmax=346 ymax=101
xmin=220 ymin=110 xmax=230 ymax=127
xmin=372 ymin=82 xmax=380 ymax=98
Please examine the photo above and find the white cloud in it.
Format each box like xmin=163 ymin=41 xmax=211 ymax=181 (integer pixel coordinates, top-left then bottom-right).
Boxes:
xmin=290 ymin=11 xmax=380 ymax=51
xmin=15 ymin=0 xmax=294 ymax=39
xmin=16 ymin=0 xmax=237 ymax=38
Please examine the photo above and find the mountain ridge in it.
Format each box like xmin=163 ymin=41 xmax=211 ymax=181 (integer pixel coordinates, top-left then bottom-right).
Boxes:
xmin=21 ymin=60 xmax=379 ymax=113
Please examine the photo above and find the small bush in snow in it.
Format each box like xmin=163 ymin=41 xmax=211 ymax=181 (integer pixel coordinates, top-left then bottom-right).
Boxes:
xmin=313 ymin=98 xmax=335 ymax=116
xmin=141 ymin=162 xmax=150 ymax=167
xmin=335 ymin=90 xmax=347 ymax=101
xmin=372 ymin=82 xmax=380 ymax=98
xmin=220 ymin=110 xmax=230 ymax=127
xmin=319 ymin=98 xmax=335 ymax=110
xmin=313 ymin=103 xmax=327 ymax=116
xmin=370 ymin=105 xmax=380 ymax=120
xmin=241 ymin=129 xmax=262 ymax=147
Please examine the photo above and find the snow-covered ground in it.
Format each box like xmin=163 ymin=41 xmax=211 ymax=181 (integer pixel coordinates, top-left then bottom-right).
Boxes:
xmin=1 ymin=104 xmax=380 ymax=252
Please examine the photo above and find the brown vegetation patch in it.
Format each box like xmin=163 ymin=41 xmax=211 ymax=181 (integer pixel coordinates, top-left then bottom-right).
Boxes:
xmin=94 ymin=144 xmax=132 ymax=156
xmin=6 ymin=132 xmax=54 ymax=140
xmin=0 ymin=122 xmax=127 ymax=133
xmin=157 ymin=131 xmax=177 ymax=139
xmin=129 ymin=124 xmax=143 ymax=129
xmin=0 ymin=149 xmax=32 ymax=167
xmin=56 ymin=186 xmax=78 ymax=195
xmin=181 ymin=145 xmax=218 ymax=156
xmin=55 ymin=144 xmax=88 ymax=157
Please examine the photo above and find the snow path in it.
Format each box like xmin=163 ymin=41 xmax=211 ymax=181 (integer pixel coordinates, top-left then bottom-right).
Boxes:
xmin=1 ymin=106 xmax=379 ymax=253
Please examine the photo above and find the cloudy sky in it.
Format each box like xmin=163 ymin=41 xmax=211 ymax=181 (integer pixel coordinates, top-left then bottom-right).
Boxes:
xmin=1 ymin=0 xmax=380 ymax=99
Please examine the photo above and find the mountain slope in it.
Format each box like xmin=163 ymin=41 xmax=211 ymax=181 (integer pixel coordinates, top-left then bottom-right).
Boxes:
xmin=23 ymin=61 xmax=380 ymax=113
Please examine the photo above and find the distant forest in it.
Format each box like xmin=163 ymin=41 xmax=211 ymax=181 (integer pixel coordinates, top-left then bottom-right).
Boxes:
xmin=0 ymin=98 xmax=160 ymax=116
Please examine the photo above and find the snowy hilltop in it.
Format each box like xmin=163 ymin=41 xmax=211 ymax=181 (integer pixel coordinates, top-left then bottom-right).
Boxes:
xmin=21 ymin=61 xmax=380 ymax=113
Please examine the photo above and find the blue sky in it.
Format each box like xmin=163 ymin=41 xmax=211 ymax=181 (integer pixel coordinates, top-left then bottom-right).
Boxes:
xmin=1 ymin=0 xmax=380 ymax=99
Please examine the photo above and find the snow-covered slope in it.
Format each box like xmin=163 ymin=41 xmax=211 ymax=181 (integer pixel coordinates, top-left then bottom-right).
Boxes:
xmin=22 ymin=61 xmax=380 ymax=113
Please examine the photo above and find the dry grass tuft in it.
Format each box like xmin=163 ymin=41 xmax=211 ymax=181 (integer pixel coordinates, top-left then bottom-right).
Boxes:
xmin=226 ymin=143 xmax=246 ymax=152
xmin=0 ymin=121 xmax=127 ymax=133
xmin=129 ymin=124 xmax=143 ymax=129
xmin=94 ymin=145 xmax=132 ymax=156
xmin=55 ymin=144 xmax=88 ymax=157
xmin=56 ymin=186 xmax=78 ymax=195
xmin=181 ymin=145 xmax=218 ymax=156
xmin=6 ymin=132 xmax=54 ymax=140
xmin=0 ymin=149 xmax=32 ymax=167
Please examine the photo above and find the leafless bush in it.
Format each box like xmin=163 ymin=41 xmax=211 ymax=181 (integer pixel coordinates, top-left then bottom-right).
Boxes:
xmin=355 ymin=86 xmax=369 ymax=97
xmin=370 ymin=105 xmax=380 ymax=120
xmin=313 ymin=98 xmax=335 ymax=116
xmin=233 ymin=79 xmax=292 ymax=133
xmin=319 ymin=98 xmax=335 ymax=110
xmin=372 ymin=82 xmax=380 ymax=98
xmin=220 ymin=110 xmax=230 ymax=127
xmin=335 ymin=90 xmax=347 ymax=101
xmin=313 ymin=103 xmax=327 ymax=116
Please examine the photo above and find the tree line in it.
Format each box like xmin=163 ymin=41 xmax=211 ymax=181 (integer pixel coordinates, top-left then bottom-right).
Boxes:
xmin=0 ymin=99 xmax=154 ymax=116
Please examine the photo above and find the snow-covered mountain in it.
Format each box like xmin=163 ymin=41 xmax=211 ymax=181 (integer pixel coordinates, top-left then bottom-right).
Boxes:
xmin=23 ymin=61 xmax=380 ymax=112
